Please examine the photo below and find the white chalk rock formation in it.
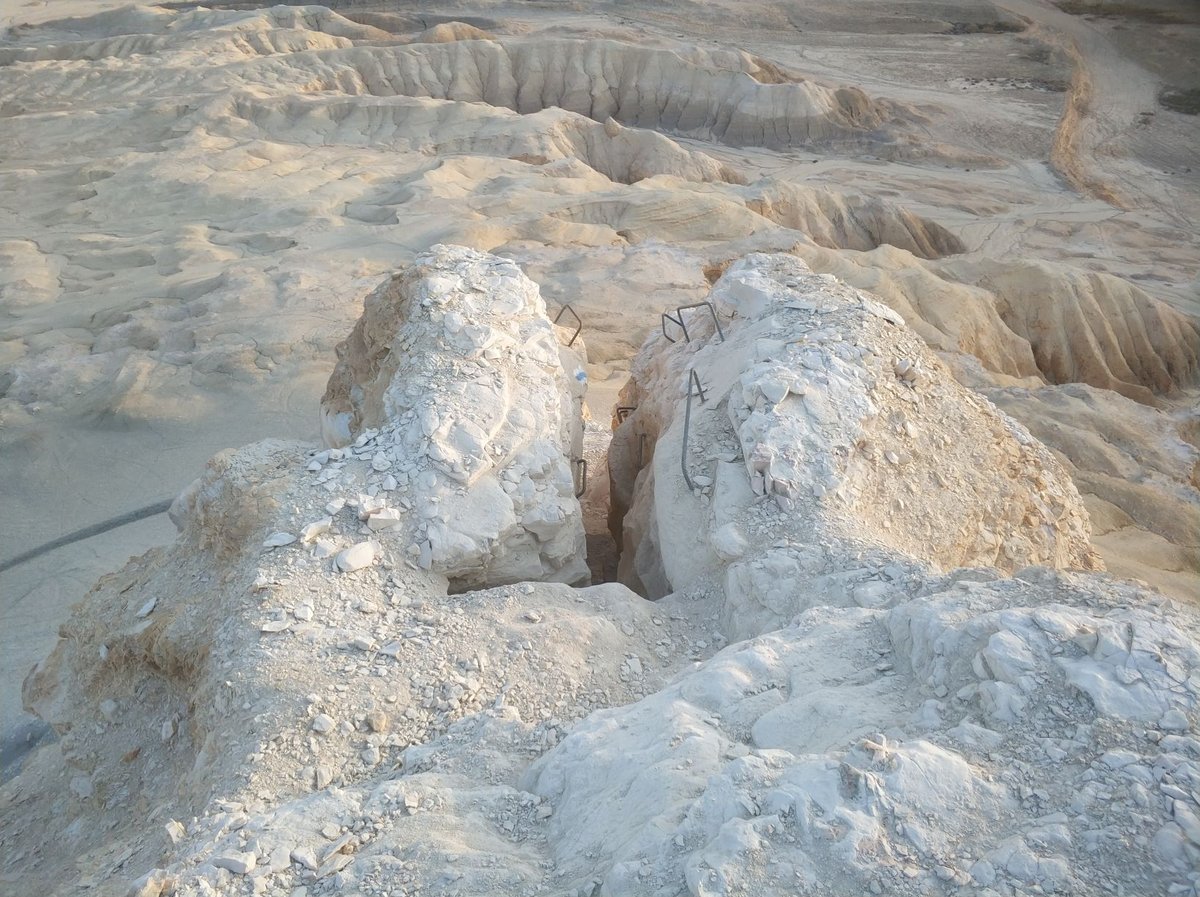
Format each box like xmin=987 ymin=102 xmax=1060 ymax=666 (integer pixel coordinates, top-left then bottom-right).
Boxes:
xmin=256 ymin=37 xmax=895 ymax=152
xmin=527 ymin=568 xmax=1200 ymax=897
xmin=313 ymin=244 xmax=588 ymax=588
xmin=9 ymin=252 xmax=1199 ymax=897
xmin=951 ymin=257 xmax=1200 ymax=403
xmin=610 ymin=253 xmax=1101 ymax=636
xmin=14 ymin=246 xmax=627 ymax=895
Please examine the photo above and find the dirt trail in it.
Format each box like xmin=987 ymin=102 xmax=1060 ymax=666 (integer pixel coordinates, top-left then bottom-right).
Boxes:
xmin=998 ymin=0 xmax=1183 ymax=220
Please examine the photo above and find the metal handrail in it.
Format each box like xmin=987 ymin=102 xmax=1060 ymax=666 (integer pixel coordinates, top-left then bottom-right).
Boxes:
xmin=553 ymin=304 xmax=583 ymax=348
xmin=661 ymin=302 xmax=725 ymax=344
xmin=615 ymin=405 xmax=637 ymax=422
xmin=572 ymin=458 xmax=588 ymax=498
xmin=680 ymin=368 xmax=707 ymax=491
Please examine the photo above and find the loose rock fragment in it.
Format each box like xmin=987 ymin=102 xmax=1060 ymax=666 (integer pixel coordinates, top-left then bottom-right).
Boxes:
xmin=365 ymin=710 xmax=389 ymax=733
xmin=336 ymin=542 xmax=375 ymax=573
xmin=301 ymin=518 xmax=333 ymax=543
xmin=366 ymin=507 xmax=402 ymax=531
xmin=212 ymin=853 xmax=256 ymax=875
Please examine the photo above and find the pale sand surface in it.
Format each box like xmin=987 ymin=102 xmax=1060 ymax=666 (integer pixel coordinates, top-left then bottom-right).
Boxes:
xmin=1 ymin=0 xmax=1197 ymax=753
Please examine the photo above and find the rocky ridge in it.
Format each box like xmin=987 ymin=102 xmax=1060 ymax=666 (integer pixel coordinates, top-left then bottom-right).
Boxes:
xmin=2 ymin=249 xmax=1198 ymax=897
xmin=611 ymin=254 xmax=1100 ymax=622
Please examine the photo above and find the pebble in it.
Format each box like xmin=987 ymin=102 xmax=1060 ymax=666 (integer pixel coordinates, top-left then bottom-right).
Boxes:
xmin=129 ymin=871 xmax=175 ymax=897
xmin=136 ymin=597 xmax=158 ymax=618
xmin=365 ymin=710 xmax=389 ymax=733
xmin=301 ymin=518 xmax=333 ymax=543
xmin=312 ymin=714 xmax=335 ymax=734
xmin=372 ymin=453 xmax=391 ymax=472
xmin=292 ymin=847 xmax=319 ymax=871
xmin=260 ymin=619 xmax=292 ymax=633
xmin=314 ymin=766 xmax=333 ymax=790
xmin=893 ymin=358 xmax=919 ymax=382
xmin=267 ymin=845 xmax=291 ymax=874
xmin=212 ymin=853 xmax=256 ymax=875
xmin=367 ymin=508 xmax=402 ymax=531
xmin=336 ymin=542 xmax=376 ymax=573
xmin=263 ymin=532 xmax=297 ymax=548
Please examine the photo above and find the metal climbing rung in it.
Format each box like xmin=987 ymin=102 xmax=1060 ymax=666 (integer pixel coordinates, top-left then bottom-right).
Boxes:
xmin=572 ymin=458 xmax=588 ymax=498
xmin=680 ymin=368 xmax=707 ymax=492
xmin=615 ymin=405 xmax=637 ymax=423
xmin=660 ymin=301 xmax=726 ymax=344
xmin=637 ymin=432 xmax=647 ymax=469
xmin=553 ymin=304 xmax=583 ymax=348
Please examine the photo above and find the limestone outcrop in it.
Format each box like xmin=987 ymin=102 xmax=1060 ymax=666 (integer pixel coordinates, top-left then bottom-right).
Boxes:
xmin=610 ymin=253 xmax=1101 ymax=636
xmin=7 ymin=251 xmax=1198 ymax=897
xmin=314 ymin=244 xmax=589 ymax=588
xmin=260 ymin=36 xmax=896 ymax=152
xmin=528 ymin=568 xmax=1200 ymax=897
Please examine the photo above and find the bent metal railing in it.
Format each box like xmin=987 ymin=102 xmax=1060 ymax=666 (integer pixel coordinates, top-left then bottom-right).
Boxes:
xmin=661 ymin=301 xmax=725 ymax=344
xmin=553 ymin=304 xmax=583 ymax=348
xmin=680 ymin=368 xmax=708 ymax=492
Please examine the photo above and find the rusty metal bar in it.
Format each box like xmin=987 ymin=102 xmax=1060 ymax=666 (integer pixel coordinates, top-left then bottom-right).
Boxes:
xmin=661 ymin=309 xmax=688 ymax=344
xmin=680 ymin=368 xmax=707 ymax=491
xmin=661 ymin=301 xmax=725 ymax=344
xmin=553 ymin=304 xmax=583 ymax=348
xmin=572 ymin=458 xmax=588 ymax=498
